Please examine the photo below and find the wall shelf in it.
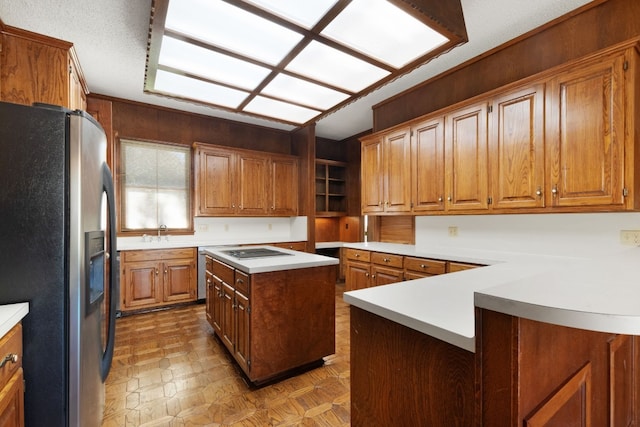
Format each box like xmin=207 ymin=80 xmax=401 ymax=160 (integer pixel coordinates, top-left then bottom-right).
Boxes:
xmin=315 ymin=159 xmax=347 ymax=216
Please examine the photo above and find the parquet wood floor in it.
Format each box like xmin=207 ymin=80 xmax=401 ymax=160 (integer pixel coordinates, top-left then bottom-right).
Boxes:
xmin=101 ymin=284 xmax=350 ymax=427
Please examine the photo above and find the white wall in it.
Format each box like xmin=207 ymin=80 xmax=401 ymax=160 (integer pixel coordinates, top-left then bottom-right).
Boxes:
xmin=415 ymin=212 xmax=640 ymax=258
xmin=193 ymin=216 xmax=307 ymax=245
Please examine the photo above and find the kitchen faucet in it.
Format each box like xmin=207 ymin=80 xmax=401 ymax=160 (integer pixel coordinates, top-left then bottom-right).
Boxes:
xmin=158 ymin=224 xmax=167 ymax=241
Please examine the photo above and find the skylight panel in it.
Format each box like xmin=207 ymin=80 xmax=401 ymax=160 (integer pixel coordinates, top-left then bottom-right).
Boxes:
xmin=243 ymin=0 xmax=338 ymax=29
xmin=244 ymin=96 xmax=321 ymax=124
xmin=261 ymin=74 xmax=350 ymax=110
xmin=322 ymin=0 xmax=449 ymax=68
xmin=165 ymin=0 xmax=303 ymax=65
xmin=286 ymin=41 xmax=391 ymax=93
xmin=158 ymin=36 xmax=271 ymax=90
xmin=154 ymin=70 xmax=249 ymax=109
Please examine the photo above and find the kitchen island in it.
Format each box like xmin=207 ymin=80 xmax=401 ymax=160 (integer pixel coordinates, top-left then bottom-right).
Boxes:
xmin=202 ymin=246 xmax=339 ymax=385
xmin=344 ymin=243 xmax=640 ymax=426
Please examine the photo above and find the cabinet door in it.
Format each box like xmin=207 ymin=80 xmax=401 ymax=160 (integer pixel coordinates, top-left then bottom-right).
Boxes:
xmin=238 ymin=154 xmax=269 ymax=215
xmin=345 ymin=261 xmax=370 ymax=291
xmin=546 ymin=53 xmax=626 ymax=208
xmin=384 ymin=128 xmax=412 ymax=213
xmin=221 ymin=283 xmax=235 ymax=353
xmin=212 ymin=276 xmax=223 ymax=336
xmin=163 ymin=259 xmax=195 ymax=303
xmin=0 ymin=368 xmax=24 ymax=427
xmin=371 ymin=265 xmax=404 ymax=287
xmin=205 ymin=271 xmax=213 ymax=326
xmin=195 ymin=148 xmax=236 ymax=215
xmin=270 ymin=156 xmax=298 ymax=215
xmin=121 ymin=261 xmax=161 ymax=310
xmin=234 ymin=291 xmax=250 ymax=374
xmin=490 ymin=84 xmax=545 ymax=209
xmin=412 ymin=117 xmax=445 ymax=212
xmin=361 ymin=136 xmax=385 ymax=213
xmin=445 ymin=102 xmax=489 ymax=211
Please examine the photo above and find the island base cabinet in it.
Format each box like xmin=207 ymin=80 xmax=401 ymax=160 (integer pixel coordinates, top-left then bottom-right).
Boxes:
xmin=350 ymin=306 xmax=476 ymax=427
xmin=480 ymin=309 xmax=640 ymax=426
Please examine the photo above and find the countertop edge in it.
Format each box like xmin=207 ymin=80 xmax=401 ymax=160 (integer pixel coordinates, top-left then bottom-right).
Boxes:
xmin=0 ymin=302 xmax=29 ymax=339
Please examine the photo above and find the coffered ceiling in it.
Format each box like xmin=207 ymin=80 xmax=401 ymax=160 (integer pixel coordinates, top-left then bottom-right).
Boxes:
xmin=0 ymin=0 xmax=594 ymax=139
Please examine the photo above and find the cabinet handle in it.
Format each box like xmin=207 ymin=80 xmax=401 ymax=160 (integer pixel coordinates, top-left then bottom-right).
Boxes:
xmin=371 ymin=274 xmax=376 ymax=279
xmin=365 ymin=272 xmax=369 ymax=277
xmin=551 ymin=184 xmax=558 ymax=196
xmin=383 ymin=258 xmax=390 ymax=263
xmin=447 ymin=195 xmax=452 ymax=202
xmin=438 ymin=197 xmax=443 ymax=203
xmin=420 ymin=264 xmax=427 ymax=269
xmin=236 ymin=278 xmax=244 ymax=285
xmin=164 ymin=268 xmax=167 ymax=274
xmin=536 ymin=187 xmax=542 ymax=197
xmin=355 ymin=254 xmax=360 ymax=257
xmin=155 ymin=268 xmax=159 ymax=276
xmin=0 ymin=353 xmax=18 ymax=368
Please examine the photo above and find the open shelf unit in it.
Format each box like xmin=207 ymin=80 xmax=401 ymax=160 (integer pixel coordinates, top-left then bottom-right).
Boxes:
xmin=315 ymin=159 xmax=347 ymax=216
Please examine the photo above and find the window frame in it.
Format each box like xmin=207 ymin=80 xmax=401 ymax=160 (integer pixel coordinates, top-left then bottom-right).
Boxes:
xmin=115 ymin=137 xmax=194 ymax=236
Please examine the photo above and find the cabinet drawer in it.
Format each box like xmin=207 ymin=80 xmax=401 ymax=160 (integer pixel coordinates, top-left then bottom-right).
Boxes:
xmin=234 ymin=270 xmax=250 ymax=295
xmin=211 ymin=258 xmax=235 ymax=284
xmin=0 ymin=324 xmax=22 ymax=390
xmin=122 ymin=247 xmax=196 ymax=262
xmin=404 ymin=257 xmax=446 ymax=275
xmin=371 ymin=252 xmax=403 ymax=269
xmin=205 ymin=255 xmax=213 ymax=273
xmin=448 ymin=262 xmax=483 ymax=273
xmin=345 ymin=248 xmax=370 ymax=262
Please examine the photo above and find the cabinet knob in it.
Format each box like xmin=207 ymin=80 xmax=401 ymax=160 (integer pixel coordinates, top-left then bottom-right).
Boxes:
xmin=438 ymin=197 xmax=443 ymax=203
xmin=551 ymin=184 xmax=558 ymax=196
xmin=447 ymin=195 xmax=452 ymax=202
xmin=420 ymin=264 xmax=427 ymax=269
xmin=155 ymin=268 xmax=159 ymax=276
xmin=383 ymin=258 xmax=390 ymax=263
xmin=355 ymin=253 xmax=360 ymax=257
xmin=0 ymin=353 xmax=18 ymax=368
xmin=536 ymin=187 xmax=542 ymax=197
xmin=236 ymin=278 xmax=244 ymax=285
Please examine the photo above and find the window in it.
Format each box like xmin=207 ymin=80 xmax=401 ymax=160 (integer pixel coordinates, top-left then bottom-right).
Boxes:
xmin=118 ymin=138 xmax=192 ymax=233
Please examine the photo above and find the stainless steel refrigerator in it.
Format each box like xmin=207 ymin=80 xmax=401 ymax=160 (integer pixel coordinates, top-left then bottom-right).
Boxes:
xmin=0 ymin=101 xmax=118 ymax=426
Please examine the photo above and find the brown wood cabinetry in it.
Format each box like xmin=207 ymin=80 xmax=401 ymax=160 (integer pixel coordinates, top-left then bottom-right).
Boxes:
xmin=345 ymin=248 xmax=453 ymax=290
xmin=480 ymin=309 xmax=640 ymax=426
xmin=0 ymin=24 xmax=87 ymax=111
xmin=120 ymin=248 xmax=197 ymax=313
xmin=361 ymin=40 xmax=640 ymax=216
xmin=205 ymin=255 xmax=336 ymax=384
xmin=361 ymin=128 xmax=412 ymax=214
xmin=546 ymin=50 xmax=628 ymax=209
xmin=0 ymin=324 xmax=24 ymax=427
xmin=270 ymin=241 xmax=307 ymax=251
xmin=193 ymin=143 xmax=298 ymax=217
xmin=447 ymin=261 xmax=482 ymax=273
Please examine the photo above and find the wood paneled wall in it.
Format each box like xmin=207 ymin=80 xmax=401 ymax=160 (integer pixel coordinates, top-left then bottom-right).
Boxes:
xmin=373 ymin=0 xmax=640 ymax=130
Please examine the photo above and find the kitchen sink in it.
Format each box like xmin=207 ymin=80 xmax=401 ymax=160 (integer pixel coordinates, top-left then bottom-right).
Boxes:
xmin=221 ymin=248 xmax=293 ymax=259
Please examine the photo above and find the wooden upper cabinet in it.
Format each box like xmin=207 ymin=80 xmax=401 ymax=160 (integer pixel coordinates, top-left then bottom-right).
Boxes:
xmin=269 ymin=155 xmax=298 ymax=216
xmin=445 ymin=101 xmax=489 ymax=211
xmin=490 ymin=84 xmax=546 ymax=209
xmin=195 ymin=146 xmax=236 ymax=216
xmin=0 ymin=24 xmax=87 ymax=110
xmin=546 ymin=52 xmax=627 ymax=209
xmin=361 ymin=136 xmax=385 ymax=213
xmin=238 ymin=153 xmax=269 ymax=215
xmin=384 ymin=128 xmax=412 ymax=213
xmin=193 ymin=143 xmax=298 ymax=217
xmin=412 ymin=117 xmax=446 ymax=212
xmin=360 ymin=129 xmax=411 ymax=214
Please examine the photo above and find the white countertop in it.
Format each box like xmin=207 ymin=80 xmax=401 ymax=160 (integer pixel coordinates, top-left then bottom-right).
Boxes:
xmin=202 ymin=245 xmax=338 ymax=274
xmin=343 ymin=242 xmax=640 ymax=352
xmin=0 ymin=303 xmax=29 ymax=339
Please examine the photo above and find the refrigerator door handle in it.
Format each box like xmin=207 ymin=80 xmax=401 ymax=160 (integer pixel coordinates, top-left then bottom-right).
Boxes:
xmin=101 ymin=162 xmax=118 ymax=381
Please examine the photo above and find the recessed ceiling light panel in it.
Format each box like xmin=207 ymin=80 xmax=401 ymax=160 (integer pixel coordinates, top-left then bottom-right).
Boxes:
xmin=322 ymin=0 xmax=449 ymax=68
xmin=243 ymin=0 xmax=338 ymax=29
xmin=244 ymin=96 xmax=321 ymax=124
xmin=165 ymin=0 xmax=303 ymax=65
xmin=158 ymin=36 xmax=271 ymax=90
xmin=154 ymin=70 xmax=249 ymax=108
xmin=261 ymin=74 xmax=350 ymax=110
xmin=286 ymin=41 xmax=391 ymax=93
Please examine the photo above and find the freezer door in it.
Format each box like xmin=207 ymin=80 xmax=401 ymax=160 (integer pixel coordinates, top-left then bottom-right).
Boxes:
xmin=68 ymin=111 xmax=116 ymax=427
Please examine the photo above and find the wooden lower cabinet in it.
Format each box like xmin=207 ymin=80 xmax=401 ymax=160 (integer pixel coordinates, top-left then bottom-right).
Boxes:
xmin=350 ymin=307 xmax=476 ymax=426
xmin=350 ymin=306 xmax=640 ymax=426
xmin=120 ymin=248 xmax=197 ymax=313
xmin=480 ymin=309 xmax=640 ymax=426
xmin=447 ymin=261 xmax=483 ymax=273
xmin=0 ymin=324 xmax=24 ymax=427
xmin=206 ymin=255 xmax=336 ymax=384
